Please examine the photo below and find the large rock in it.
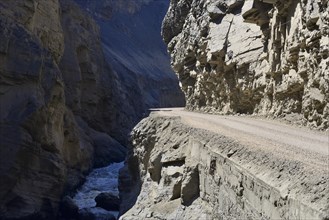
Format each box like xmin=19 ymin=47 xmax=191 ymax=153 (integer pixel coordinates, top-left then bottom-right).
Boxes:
xmin=181 ymin=165 xmax=200 ymax=206
xmin=162 ymin=0 xmax=329 ymax=130
xmin=95 ymin=193 xmax=120 ymax=211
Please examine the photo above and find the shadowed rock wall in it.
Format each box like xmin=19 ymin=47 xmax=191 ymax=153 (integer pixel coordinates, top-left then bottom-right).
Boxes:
xmin=75 ymin=0 xmax=185 ymax=112
xmin=0 ymin=1 xmax=94 ymax=218
xmin=0 ymin=0 xmax=182 ymax=218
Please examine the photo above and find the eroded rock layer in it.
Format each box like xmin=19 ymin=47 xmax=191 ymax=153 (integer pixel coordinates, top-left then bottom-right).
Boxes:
xmin=120 ymin=114 xmax=329 ymax=219
xmin=162 ymin=0 xmax=329 ymax=129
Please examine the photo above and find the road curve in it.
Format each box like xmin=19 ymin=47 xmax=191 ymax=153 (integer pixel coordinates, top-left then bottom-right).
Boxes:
xmin=151 ymin=108 xmax=329 ymax=169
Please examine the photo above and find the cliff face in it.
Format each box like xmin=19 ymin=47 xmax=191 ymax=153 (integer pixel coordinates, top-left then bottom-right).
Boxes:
xmin=162 ymin=0 xmax=329 ymax=129
xmin=75 ymin=0 xmax=185 ymax=111
xmin=0 ymin=0 xmax=182 ymax=219
xmin=59 ymin=0 xmax=134 ymax=146
xmin=0 ymin=1 xmax=92 ymax=218
xmin=120 ymin=114 xmax=329 ymax=219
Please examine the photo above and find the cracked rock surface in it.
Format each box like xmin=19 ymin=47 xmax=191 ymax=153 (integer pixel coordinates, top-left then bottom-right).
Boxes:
xmin=119 ymin=111 xmax=329 ymax=219
xmin=162 ymin=0 xmax=329 ymax=130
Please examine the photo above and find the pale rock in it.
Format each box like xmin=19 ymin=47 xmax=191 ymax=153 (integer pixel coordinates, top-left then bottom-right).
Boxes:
xmin=119 ymin=115 xmax=329 ymax=219
xmin=162 ymin=0 xmax=329 ymax=129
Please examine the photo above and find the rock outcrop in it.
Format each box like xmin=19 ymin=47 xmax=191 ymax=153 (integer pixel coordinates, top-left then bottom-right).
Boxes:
xmin=119 ymin=114 xmax=329 ymax=219
xmin=0 ymin=0 xmax=183 ymax=219
xmin=162 ymin=0 xmax=329 ymax=129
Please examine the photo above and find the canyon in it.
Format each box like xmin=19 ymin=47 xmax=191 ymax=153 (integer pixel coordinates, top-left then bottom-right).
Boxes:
xmin=0 ymin=0 xmax=183 ymax=219
xmin=0 ymin=0 xmax=328 ymax=220
xmin=120 ymin=0 xmax=329 ymax=219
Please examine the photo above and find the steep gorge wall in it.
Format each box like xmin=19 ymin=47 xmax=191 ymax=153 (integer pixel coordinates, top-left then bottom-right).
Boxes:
xmin=75 ymin=0 xmax=185 ymax=111
xmin=0 ymin=0 xmax=182 ymax=219
xmin=162 ymin=0 xmax=329 ymax=129
xmin=0 ymin=1 xmax=87 ymax=218
xmin=120 ymin=115 xmax=329 ymax=220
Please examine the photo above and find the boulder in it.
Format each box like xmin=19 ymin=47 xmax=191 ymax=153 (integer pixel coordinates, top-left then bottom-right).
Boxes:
xmin=181 ymin=165 xmax=200 ymax=206
xmin=95 ymin=193 xmax=120 ymax=211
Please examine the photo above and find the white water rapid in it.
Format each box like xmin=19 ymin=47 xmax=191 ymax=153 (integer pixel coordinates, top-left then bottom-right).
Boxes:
xmin=73 ymin=162 xmax=124 ymax=219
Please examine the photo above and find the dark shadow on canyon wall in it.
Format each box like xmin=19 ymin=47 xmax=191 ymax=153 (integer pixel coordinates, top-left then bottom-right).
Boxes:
xmin=0 ymin=0 xmax=184 ymax=219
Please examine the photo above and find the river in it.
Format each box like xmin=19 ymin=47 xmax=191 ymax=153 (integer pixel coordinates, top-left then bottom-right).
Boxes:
xmin=73 ymin=162 xmax=124 ymax=219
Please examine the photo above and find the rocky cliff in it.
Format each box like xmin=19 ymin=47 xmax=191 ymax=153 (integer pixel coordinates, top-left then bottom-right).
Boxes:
xmin=120 ymin=113 xmax=329 ymax=219
xmin=75 ymin=0 xmax=185 ymax=112
xmin=0 ymin=0 xmax=183 ymax=219
xmin=162 ymin=0 xmax=329 ymax=129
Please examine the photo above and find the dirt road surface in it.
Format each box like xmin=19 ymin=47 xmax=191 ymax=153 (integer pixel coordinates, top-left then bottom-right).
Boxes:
xmin=152 ymin=108 xmax=329 ymax=171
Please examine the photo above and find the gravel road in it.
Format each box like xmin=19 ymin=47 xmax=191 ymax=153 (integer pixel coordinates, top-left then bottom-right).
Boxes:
xmin=153 ymin=108 xmax=329 ymax=171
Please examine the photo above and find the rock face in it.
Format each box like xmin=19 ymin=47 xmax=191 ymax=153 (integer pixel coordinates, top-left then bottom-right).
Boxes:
xmin=162 ymin=0 xmax=329 ymax=129
xmin=0 ymin=0 xmax=183 ymax=219
xmin=120 ymin=114 xmax=329 ymax=219
xmin=75 ymin=0 xmax=186 ymax=114
xmin=0 ymin=1 xmax=92 ymax=219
